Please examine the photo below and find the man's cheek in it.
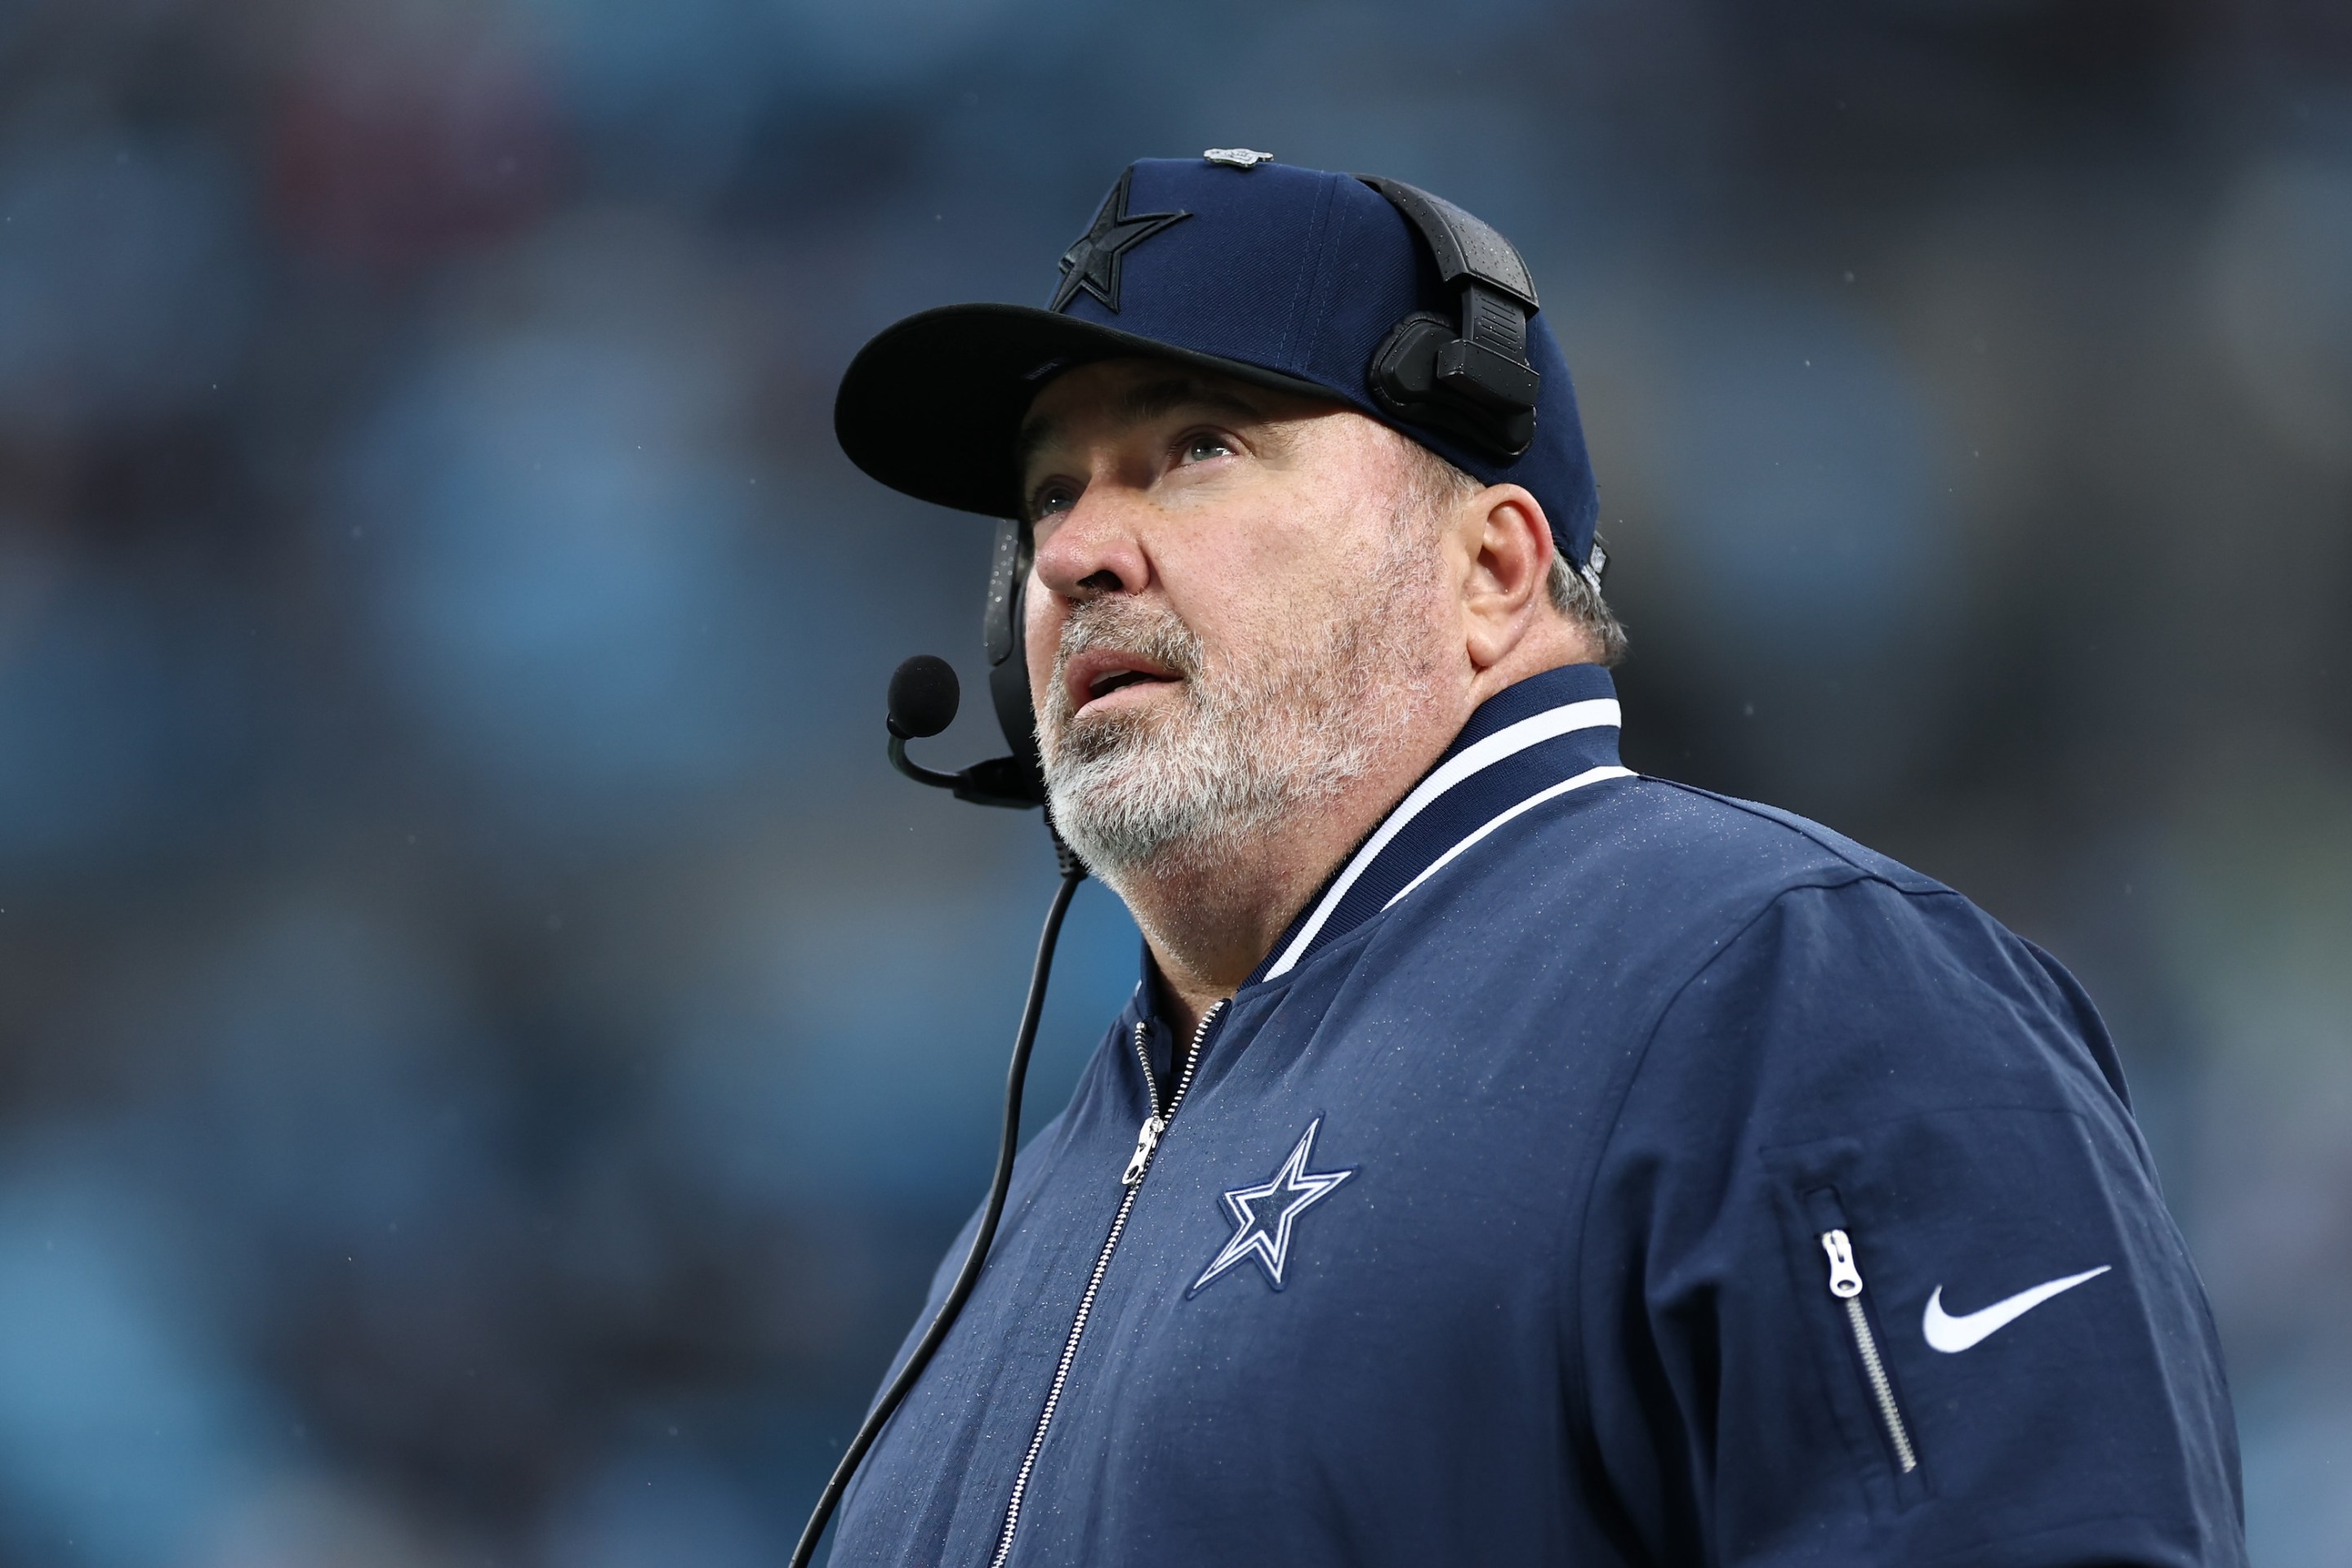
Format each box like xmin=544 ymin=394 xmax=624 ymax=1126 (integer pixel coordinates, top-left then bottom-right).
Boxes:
xmin=1024 ymin=596 xmax=1060 ymax=719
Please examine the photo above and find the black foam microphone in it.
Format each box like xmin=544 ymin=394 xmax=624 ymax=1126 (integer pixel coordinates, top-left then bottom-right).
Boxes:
xmin=887 ymin=653 xmax=960 ymax=740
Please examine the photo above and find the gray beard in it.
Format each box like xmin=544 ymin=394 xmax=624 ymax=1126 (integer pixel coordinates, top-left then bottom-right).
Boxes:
xmin=1038 ymin=559 xmax=1441 ymax=888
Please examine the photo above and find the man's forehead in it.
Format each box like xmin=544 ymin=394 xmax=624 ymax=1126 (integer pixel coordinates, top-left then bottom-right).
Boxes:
xmin=1016 ymin=360 xmax=1315 ymax=466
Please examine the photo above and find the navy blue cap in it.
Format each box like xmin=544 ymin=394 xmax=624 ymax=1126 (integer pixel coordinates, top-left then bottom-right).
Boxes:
xmin=833 ymin=155 xmax=1601 ymax=567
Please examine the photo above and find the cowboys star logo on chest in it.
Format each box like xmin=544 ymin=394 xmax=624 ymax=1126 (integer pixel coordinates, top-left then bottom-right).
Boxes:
xmin=1187 ymin=1117 xmax=1357 ymax=1297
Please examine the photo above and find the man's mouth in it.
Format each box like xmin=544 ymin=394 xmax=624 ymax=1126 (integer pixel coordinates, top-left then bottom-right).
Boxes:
xmin=1067 ymin=649 xmax=1183 ymax=716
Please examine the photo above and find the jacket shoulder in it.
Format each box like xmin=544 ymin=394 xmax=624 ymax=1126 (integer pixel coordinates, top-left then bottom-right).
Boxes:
xmin=1529 ymin=773 xmax=1953 ymax=918
xmin=1375 ymin=773 xmax=1971 ymax=1044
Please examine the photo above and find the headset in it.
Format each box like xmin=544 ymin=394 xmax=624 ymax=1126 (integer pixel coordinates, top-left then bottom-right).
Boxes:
xmin=789 ymin=175 xmax=1549 ymax=1567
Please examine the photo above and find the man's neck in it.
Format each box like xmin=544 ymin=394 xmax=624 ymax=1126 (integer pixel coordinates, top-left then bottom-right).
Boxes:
xmin=1109 ymin=726 xmax=1459 ymax=1040
xmin=1119 ymin=850 xmax=1346 ymax=1040
xmin=1110 ymin=642 xmax=1601 ymax=1036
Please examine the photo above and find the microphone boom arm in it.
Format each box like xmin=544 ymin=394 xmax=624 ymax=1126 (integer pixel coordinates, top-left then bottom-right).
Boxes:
xmin=884 ymin=653 xmax=1043 ymax=811
xmin=888 ymin=735 xmax=1044 ymax=810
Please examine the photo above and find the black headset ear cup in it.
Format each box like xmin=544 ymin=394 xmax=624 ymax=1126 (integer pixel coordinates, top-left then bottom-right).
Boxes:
xmin=982 ymin=520 xmax=1047 ymax=807
xmin=1366 ymin=312 xmax=1455 ymax=418
xmin=983 ymin=519 xmax=1025 ymax=668
xmin=1367 ymin=312 xmax=1537 ymax=459
xmin=1356 ymin=175 xmax=1543 ymax=462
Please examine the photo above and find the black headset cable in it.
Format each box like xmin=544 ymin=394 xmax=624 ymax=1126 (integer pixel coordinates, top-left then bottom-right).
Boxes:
xmin=788 ymin=853 xmax=1085 ymax=1567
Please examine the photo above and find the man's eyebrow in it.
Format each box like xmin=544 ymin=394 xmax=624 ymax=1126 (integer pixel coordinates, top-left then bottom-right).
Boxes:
xmin=1013 ymin=413 xmax=1062 ymax=479
xmin=1113 ymin=376 xmax=1266 ymax=430
xmin=1014 ymin=376 xmax=1271 ymax=478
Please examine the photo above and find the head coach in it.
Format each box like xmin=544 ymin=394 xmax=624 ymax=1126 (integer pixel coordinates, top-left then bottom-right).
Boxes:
xmin=819 ymin=153 xmax=2246 ymax=1567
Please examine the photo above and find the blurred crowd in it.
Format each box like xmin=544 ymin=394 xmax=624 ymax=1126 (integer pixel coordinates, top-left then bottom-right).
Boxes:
xmin=0 ymin=0 xmax=2346 ymax=1561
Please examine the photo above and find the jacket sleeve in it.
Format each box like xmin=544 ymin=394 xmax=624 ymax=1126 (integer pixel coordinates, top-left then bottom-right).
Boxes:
xmin=1572 ymin=876 xmax=2246 ymax=1567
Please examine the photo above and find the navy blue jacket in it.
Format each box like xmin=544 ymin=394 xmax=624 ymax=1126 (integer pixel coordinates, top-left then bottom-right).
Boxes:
xmin=831 ymin=664 xmax=2245 ymax=1566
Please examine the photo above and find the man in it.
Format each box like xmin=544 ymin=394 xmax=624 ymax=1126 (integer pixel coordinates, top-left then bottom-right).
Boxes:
xmin=826 ymin=154 xmax=2245 ymax=1566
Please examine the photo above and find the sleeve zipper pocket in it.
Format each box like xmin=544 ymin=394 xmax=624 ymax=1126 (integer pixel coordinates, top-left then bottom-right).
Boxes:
xmin=1820 ymin=1227 xmax=1919 ymax=1474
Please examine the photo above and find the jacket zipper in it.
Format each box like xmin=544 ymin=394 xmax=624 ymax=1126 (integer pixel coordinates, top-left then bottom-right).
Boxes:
xmin=1820 ymin=1228 xmax=1918 ymax=1474
xmin=988 ymin=1000 xmax=1226 ymax=1568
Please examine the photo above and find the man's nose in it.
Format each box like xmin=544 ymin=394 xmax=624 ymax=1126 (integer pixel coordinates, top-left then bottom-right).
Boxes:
xmin=1032 ymin=486 xmax=1152 ymax=601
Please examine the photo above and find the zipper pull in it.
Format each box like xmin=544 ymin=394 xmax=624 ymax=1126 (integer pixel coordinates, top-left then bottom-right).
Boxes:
xmin=1122 ymin=1115 xmax=1167 ymax=1187
xmin=1821 ymin=1228 xmax=1864 ymax=1298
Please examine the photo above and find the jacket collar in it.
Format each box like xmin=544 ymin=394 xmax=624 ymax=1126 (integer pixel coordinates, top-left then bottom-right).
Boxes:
xmin=1248 ymin=663 xmax=1631 ymax=984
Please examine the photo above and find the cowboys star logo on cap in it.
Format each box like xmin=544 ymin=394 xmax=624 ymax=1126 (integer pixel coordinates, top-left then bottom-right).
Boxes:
xmin=1049 ymin=168 xmax=1189 ymax=314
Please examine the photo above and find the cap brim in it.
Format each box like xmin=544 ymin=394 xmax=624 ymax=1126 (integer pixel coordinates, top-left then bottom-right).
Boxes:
xmin=832 ymin=303 xmax=1339 ymax=519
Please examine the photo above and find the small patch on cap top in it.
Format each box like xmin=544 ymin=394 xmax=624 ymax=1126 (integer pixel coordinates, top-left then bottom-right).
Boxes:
xmin=1202 ymin=148 xmax=1272 ymax=169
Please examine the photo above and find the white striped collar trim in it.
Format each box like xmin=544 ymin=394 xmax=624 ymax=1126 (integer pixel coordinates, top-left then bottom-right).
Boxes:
xmin=1260 ymin=697 xmax=1621 ymax=980
xmin=1379 ymin=764 xmax=1633 ymax=912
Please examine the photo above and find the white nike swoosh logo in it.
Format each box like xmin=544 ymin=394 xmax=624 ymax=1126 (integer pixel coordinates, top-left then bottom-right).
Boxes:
xmin=1922 ymin=1265 xmax=2112 ymax=1352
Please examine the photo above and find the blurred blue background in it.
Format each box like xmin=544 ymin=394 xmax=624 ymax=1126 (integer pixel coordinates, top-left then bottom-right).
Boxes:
xmin=0 ymin=0 xmax=2347 ymax=1561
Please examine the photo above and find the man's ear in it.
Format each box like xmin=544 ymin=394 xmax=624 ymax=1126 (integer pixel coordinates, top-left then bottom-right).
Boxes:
xmin=1457 ymin=484 xmax=1554 ymax=672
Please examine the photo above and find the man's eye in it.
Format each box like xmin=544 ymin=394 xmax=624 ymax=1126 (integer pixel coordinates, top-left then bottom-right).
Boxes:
xmin=1031 ymin=483 xmax=1078 ymax=517
xmin=1180 ymin=434 xmax=1234 ymax=465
